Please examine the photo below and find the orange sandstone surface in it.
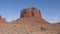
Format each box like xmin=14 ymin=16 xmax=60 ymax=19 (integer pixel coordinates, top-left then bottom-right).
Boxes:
xmin=0 ymin=7 xmax=60 ymax=34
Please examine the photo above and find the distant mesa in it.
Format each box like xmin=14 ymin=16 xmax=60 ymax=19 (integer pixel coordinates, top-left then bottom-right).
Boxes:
xmin=0 ymin=15 xmax=6 ymax=23
xmin=20 ymin=7 xmax=42 ymax=18
xmin=13 ymin=7 xmax=49 ymax=24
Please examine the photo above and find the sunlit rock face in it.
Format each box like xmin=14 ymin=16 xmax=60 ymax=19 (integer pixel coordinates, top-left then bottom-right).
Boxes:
xmin=0 ymin=7 xmax=60 ymax=34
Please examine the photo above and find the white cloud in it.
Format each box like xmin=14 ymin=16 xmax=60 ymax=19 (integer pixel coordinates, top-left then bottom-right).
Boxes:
xmin=54 ymin=17 xmax=60 ymax=20
xmin=46 ymin=16 xmax=60 ymax=23
xmin=53 ymin=16 xmax=60 ymax=22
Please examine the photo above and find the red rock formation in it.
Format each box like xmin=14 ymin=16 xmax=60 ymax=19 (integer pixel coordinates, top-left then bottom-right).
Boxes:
xmin=0 ymin=15 xmax=6 ymax=23
xmin=13 ymin=7 xmax=49 ymax=24
xmin=0 ymin=7 xmax=60 ymax=34
xmin=20 ymin=7 xmax=42 ymax=18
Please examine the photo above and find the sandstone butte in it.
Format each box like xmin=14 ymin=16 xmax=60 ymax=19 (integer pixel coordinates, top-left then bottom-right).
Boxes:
xmin=0 ymin=7 xmax=60 ymax=34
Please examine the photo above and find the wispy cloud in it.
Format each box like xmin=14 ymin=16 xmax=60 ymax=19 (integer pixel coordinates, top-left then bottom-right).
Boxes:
xmin=54 ymin=16 xmax=60 ymax=22
xmin=46 ymin=16 xmax=60 ymax=23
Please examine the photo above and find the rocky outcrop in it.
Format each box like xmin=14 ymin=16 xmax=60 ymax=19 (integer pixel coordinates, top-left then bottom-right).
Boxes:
xmin=13 ymin=7 xmax=49 ymax=24
xmin=20 ymin=7 xmax=42 ymax=18
xmin=0 ymin=15 xmax=6 ymax=23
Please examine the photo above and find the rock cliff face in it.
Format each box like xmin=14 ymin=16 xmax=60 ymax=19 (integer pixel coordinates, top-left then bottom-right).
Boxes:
xmin=0 ymin=7 xmax=60 ymax=34
xmin=20 ymin=7 xmax=42 ymax=18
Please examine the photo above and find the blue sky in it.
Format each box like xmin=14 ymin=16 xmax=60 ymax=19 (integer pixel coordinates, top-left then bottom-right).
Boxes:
xmin=0 ymin=0 xmax=60 ymax=23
